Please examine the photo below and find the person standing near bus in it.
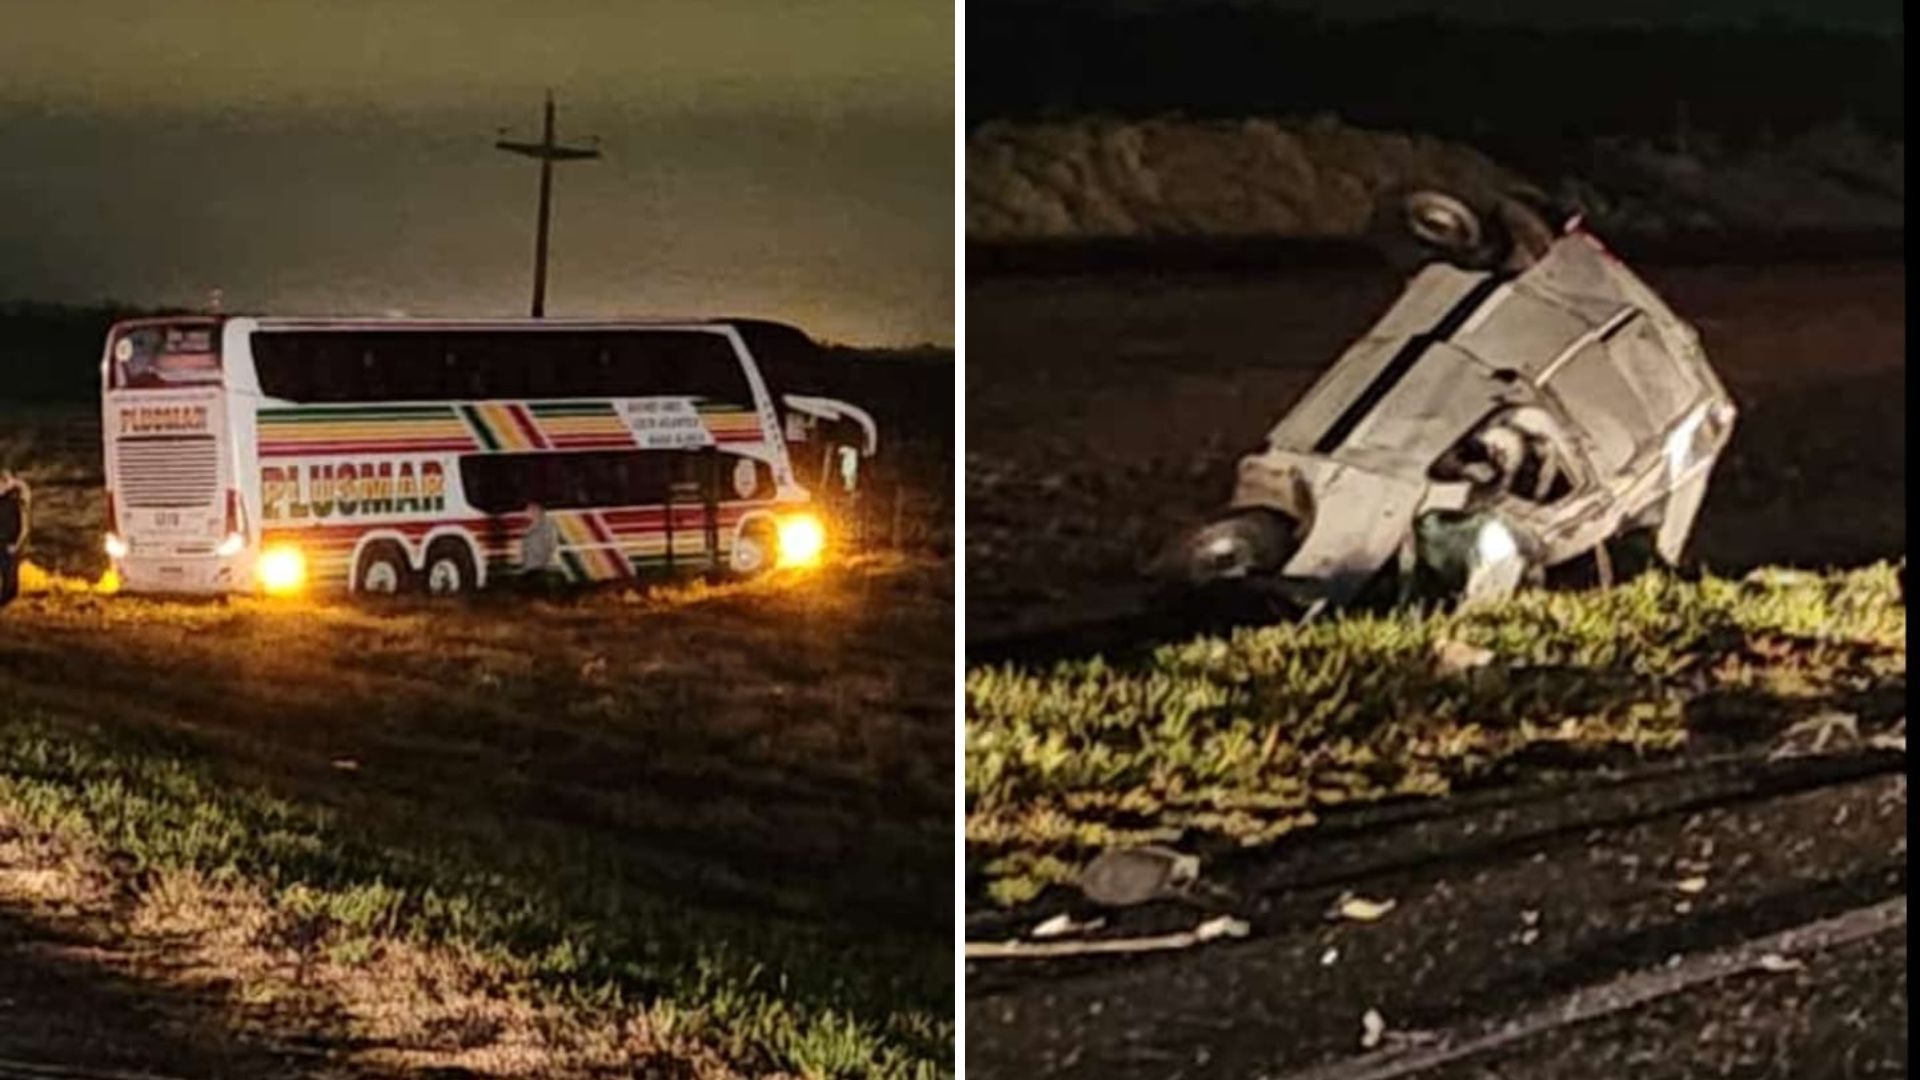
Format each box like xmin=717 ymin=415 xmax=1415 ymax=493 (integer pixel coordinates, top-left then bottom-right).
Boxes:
xmin=0 ymin=470 xmax=31 ymax=609
xmin=519 ymin=500 xmax=560 ymax=591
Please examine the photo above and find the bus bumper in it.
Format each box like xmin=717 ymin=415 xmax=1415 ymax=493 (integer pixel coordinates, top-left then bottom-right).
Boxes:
xmin=112 ymin=554 xmax=247 ymax=595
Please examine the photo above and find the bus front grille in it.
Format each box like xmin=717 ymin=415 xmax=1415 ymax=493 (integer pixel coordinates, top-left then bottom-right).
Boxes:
xmin=116 ymin=436 xmax=220 ymax=508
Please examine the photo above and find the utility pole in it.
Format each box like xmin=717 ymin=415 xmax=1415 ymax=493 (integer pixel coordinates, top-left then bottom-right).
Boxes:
xmin=495 ymin=91 xmax=600 ymax=317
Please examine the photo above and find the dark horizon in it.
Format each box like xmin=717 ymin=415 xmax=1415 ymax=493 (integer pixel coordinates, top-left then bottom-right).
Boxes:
xmin=966 ymin=5 xmax=1902 ymax=145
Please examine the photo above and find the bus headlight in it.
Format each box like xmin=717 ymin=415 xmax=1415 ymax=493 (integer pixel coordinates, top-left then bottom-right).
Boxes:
xmin=104 ymin=533 xmax=130 ymax=559
xmin=776 ymin=513 xmax=827 ymax=569
xmin=215 ymin=532 xmax=246 ymax=558
xmin=257 ymin=544 xmax=307 ymax=596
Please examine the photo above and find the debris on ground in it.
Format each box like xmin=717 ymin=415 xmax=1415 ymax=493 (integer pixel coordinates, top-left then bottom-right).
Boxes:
xmin=966 ymin=914 xmax=1251 ymax=960
xmin=1333 ymin=894 xmax=1398 ymax=922
xmin=1432 ymin=638 xmax=1494 ymax=675
xmin=1867 ymin=718 xmax=1906 ymax=753
xmin=1030 ymin=912 xmax=1105 ymax=939
xmin=1361 ymin=1007 xmax=1388 ymax=1050
xmin=1771 ymin=711 xmax=1862 ymax=758
xmin=1078 ymin=845 xmax=1202 ymax=907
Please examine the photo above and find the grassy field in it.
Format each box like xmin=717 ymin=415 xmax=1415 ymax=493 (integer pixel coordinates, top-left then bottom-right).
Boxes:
xmin=0 ymin=413 xmax=954 ymax=1078
xmin=967 ymin=565 xmax=1905 ymax=905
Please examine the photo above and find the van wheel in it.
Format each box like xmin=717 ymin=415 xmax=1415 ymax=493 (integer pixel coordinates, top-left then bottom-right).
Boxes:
xmin=355 ymin=541 xmax=413 ymax=596
xmin=423 ymin=538 xmax=478 ymax=596
xmin=1374 ymin=187 xmax=1511 ymax=272
xmin=729 ymin=521 xmax=778 ymax=578
xmin=1404 ymin=190 xmax=1486 ymax=256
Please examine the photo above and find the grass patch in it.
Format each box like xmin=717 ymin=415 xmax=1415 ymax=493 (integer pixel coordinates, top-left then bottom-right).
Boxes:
xmin=967 ymin=565 xmax=1905 ymax=904
xmin=0 ymin=702 xmax=943 ymax=1077
xmin=1 ymin=538 xmax=952 ymax=1076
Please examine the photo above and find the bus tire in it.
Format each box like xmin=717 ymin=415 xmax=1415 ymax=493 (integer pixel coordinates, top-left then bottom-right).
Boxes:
xmin=354 ymin=541 xmax=413 ymax=597
xmin=729 ymin=520 xmax=778 ymax=578
xmin=422 ymin=538 xmax=478 ymax=597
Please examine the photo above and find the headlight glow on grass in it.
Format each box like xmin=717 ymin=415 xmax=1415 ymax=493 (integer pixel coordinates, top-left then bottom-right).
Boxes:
xmin=776 ymin=513 xmax=827 ymax=569
xmin=257 ymin=544 xmax=307 ymax=596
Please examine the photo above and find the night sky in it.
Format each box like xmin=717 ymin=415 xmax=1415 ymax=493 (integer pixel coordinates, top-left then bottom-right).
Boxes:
xmin=0 ymin=1 xmax=953 ymax=345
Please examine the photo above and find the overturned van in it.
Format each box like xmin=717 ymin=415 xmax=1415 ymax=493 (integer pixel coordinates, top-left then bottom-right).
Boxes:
xmin=1161 ymin=191 xmax=1737 ymax=611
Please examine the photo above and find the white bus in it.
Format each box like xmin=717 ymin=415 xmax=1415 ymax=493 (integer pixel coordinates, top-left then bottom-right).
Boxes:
xmin=100 ymin=316 xmax=876 ymax=596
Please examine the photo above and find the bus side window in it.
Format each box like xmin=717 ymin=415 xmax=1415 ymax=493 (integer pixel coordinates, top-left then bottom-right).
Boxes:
xmin=683 ymin=333 xmax=752 ymax=406
xmin=253 ymin=334 xmax=311 ymax=400
xmin=525 ymin=338 xmax=559 ymax=398
xmin=383 ymin=334 xmax=435 ymax=400
xmin=482 ymin=339 xmax=530 ymax=402
xmin=613 ymin=332 xmax=678 ymax=399
xmin=525 ymin=332 xmax=585 ymax=399
xmin=314 ymin=338 xmax=356 ymax=402
xmin=359 ymin=348 xmax=389 ymax=401
xmin=438 ymin=343 xmax=469 ymax=401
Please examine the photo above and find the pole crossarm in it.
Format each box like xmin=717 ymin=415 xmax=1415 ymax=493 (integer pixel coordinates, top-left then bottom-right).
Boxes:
xmin=495 ymin=140 xmax=601 ymax=161
xmin=494 ymin=91 xmax=600 ymax=317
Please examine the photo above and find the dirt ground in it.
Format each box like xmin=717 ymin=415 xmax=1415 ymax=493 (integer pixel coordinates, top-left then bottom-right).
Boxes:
xmin=965 ymin=258 xmax=1906 ymax=640
xmin=965 ymin=751 xmax=1907 ymax=1079
xmin=0 ymin=408 xmax=956 ymax=1076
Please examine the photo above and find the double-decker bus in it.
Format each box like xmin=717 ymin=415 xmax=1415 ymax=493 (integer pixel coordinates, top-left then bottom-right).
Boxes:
xmin=100 ymin=316 xmax=875 ymax=597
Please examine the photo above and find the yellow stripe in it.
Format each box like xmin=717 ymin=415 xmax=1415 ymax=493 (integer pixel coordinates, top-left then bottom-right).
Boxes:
xmin=477 ymin=403 xmax=534 ymax=451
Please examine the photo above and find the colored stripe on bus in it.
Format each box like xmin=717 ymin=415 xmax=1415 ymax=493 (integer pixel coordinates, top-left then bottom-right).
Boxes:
xmin=458 ymin=404 xmax=503 ymax=451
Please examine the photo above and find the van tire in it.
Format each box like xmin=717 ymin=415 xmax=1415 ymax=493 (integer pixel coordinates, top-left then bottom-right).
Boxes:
xmin=354 ymin=541 xmax=413 ymax=596
xmin=423 ymin=538 xmax=478 ymax=597
xmin=1373 ymin=186 xmax=1521 ymax=273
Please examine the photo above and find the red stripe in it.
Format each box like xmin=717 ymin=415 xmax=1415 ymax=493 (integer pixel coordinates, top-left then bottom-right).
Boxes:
xmin=580 ymin=513 xmax=634 ymax=578
xmin=260 ymin=439 xmax=476 ymax=456
xmin=505 ymin=404 xmax=550 ymax=450
xmin=263 ymin=518 xmax=497 ymax=540
xmin=580 ymin=512 xmax=618 ymax=547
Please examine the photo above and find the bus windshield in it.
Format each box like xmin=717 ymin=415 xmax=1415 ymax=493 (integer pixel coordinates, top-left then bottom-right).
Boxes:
xmin=111 ymin=324 xmax=222 ymax=389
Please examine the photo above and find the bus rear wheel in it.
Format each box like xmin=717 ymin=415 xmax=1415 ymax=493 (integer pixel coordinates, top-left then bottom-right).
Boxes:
xmin=355 ymin=541 xmax=413 ymax=596
xmin=422 ymin=538 xmax=478 ymax=597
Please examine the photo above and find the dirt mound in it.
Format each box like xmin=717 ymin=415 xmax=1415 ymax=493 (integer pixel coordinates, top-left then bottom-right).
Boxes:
xmin=967 ymin=116 xmax=1905 ymax=241
xmin=967 ymin=116 xmax=1521 ymax=240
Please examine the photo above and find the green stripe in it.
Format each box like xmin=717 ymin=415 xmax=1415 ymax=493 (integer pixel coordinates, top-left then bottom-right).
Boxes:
xmin=559 ymin=550 xmax=587 ymax=582
xmin=458 ymin=404 xmax=502 ymax=452
xmin=529 ymin=401 xmax=617 ymax=417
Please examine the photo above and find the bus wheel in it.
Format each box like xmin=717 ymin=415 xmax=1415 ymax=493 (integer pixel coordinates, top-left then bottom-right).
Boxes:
xmin=355 ymin=541 xmax=413 ymax=596
xmin=729 ymin=521 xmax=778 ymax=577
xmin=422 ymin=538 xmax=478 ymax=597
